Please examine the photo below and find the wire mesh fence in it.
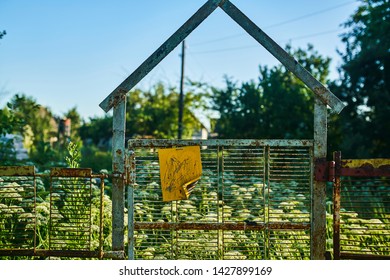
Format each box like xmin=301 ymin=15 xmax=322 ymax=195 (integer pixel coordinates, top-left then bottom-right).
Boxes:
xmin=0 ymin=166 xmax=106 ymax=259
xmin=338 ymin=177 xmax=390 ymax=258
xmin=333 ymin=154 xmax=390 ymax=260
xmin=128 ymin=139 xmax=313 ymax=260
xmin=0 ymin=166 xmax=36 ymax=251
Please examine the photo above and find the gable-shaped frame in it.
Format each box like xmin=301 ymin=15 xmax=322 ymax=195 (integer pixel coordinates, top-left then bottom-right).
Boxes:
xmin=100 ymin=0 xmax=345 ymax=260
xmin=99 ymin=0 xmax=344 ymax=114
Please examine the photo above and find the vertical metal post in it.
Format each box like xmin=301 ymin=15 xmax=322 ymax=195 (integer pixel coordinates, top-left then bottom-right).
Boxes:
xmin=333 ymin=151 xmax=341 ymax=260
xmin=311 ymin=97 xmax=327 ymax=259
xmin=178 ymin=40 xmax=185 ymax=139
xmin=33 ymin=172 xmax=37 ymax=255
xmin=112 ymin=96 xmax=126 ymax=257
xmin=99 ymin=175 xmax=105 ymax=259
xmin=127 ymin=150 xmax=135 ymax=260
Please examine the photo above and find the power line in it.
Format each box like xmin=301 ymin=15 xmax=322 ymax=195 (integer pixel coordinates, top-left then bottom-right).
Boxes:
xmin=287 ymin=28 xmax=341 ymax=41
xmin=262 ymin=0 xmax=356 ymax=29
xmin=191 ymin=0 xmax=356 ymax=47
xmin=189 ymin=28 xmax=342 ymax=55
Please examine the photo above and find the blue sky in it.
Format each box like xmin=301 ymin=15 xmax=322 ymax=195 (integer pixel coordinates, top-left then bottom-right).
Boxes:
xmin=0 ymin=0 xmax=360 ymax=120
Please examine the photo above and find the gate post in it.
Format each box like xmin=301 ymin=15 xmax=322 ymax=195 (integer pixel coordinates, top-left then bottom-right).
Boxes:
xmin=112 ymin=94 xmax=127 ymax=257
xmin=312 ymin=97 xmax=327 ymax=259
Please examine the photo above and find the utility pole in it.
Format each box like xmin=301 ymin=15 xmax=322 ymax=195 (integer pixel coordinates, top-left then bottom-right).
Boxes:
xmin=178 ymin=40 xmax=185 ymax=139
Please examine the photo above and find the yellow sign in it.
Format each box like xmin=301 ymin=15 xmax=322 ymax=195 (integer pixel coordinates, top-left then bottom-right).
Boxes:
xmin=158 ymin=146 xmax=202 ymax=202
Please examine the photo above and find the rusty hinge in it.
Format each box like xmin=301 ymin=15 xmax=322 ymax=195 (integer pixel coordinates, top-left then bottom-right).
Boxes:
xmin=315 ymin=158 xmax=335 ymax=182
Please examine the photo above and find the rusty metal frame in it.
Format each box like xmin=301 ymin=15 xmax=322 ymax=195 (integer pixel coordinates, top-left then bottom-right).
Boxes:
xmin=99 ymin=0 xmax=345 ymax=259
xmin=333 ymin=152 xmax=390 ymax=260
xmin=127 ymin=139 xmax=313 ymax=259
xmin=128 ymin=139 xmax=313 ymax=149
xmin=0 ymin=166 xmax=106 ymax=259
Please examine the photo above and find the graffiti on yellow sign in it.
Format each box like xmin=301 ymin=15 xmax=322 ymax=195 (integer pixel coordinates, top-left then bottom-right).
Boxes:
xmin=158 ymin=146 xmax=202 ymax=202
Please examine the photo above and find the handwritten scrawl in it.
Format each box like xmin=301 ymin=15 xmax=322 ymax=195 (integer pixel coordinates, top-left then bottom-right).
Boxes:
xmin=158 ymin=146 xmax=202 ymax=202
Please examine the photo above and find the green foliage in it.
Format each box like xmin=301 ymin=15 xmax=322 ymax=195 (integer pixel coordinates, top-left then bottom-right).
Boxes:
xmin=65 ymin=141 xmax=81 ymax=168
xmin=211 ymin=45 xmax=330 ymax=139
xmin=126 ymin=83 xmax=206 ymax=139
xmin=329 ymin=0 xmax=390 ymax=157
xmin=79 ymin=115 xmax=112 ymax=148
xmin=8 ymin=94 xmax=56 ymax=146
xmin=28 ymin=141 xmax=63 ymax=170
xmin=0 ymin=139 xmax=17 ymax=165
xmin=0 ymin=104 xmax=23 ymax=137
xmin=80 ymin=145 xmax=112 ymax=172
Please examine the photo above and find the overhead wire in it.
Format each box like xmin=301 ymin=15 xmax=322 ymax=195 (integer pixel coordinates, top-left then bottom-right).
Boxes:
xmin=190 ymin=0 xmax=356 ymax=47
xmin=188 ymin=28 xmax=342 ymax=55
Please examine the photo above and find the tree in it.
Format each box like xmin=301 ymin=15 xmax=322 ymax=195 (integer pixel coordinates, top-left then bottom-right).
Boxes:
xmin=329 ymin=0 xmax=390 ymax=157
xmin=126 ymin=83 xmax=206 ymax=139
xmin=80 ymin=83 xmax=207 ymax=147
xmin=79 ymin=115 xmax=112 ymax=148
xmin=0 ymin=104 xmax=22 ymax=137
xmin=5 ymin=94 xmax=61 ymax=169
xmin=211 ymin=44 xmax=331 ymax=140
xmin=0 ymin=30 xmax=5 ymax=40
xmin=8 ymin=94 xmax=56 ymax=148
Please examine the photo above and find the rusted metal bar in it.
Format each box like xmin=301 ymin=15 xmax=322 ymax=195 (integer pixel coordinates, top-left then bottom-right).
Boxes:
xmin=339 ymin=253 xmax=390 ymax=260
xmin=219 ymin=0 xmax=344 ymax=114
xmin=126 ymin=150 xmax=135 ymax=260
xmin=40 ymin=250 xmax=101 ymax=258
xmin=99 ymin=174 xmax=105 ymax=259
xmin=134 ymin=222 xmax=310 ymax=231
xmin=333 ymin=151 xmax=341 ymax=260
xmin=0 ymin=249 xmax=101 ymax=258
xmin=0 ymin=165 xmax=35 ymax=176
xmin=128 ymin=139 xmax=313 ymax=148
xmin=33 ymin=173 xmax=37 ymax=255
xmin=340 ymin=167 xmax=390 ymax=177
xmin=339 ymin=159 xmax=390 ymax=177
xmin=99 ymin=0 xmax=225 ymax=113
xmin=111 ymin=96 xmax=126 ymax=258
xmin=0 ymin=249 xmax=35 ymax=257
xmin=311 ymin=97 xmax=327 ymax=260
xmin=50 ymin=167 xmax=92 ymax=177
xmin=341 ymin=158 xmax=390 ymax=169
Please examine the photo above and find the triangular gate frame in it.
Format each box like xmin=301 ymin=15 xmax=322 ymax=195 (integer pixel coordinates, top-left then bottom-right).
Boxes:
xmin=100 ymin=0 xmax=345 ymax=260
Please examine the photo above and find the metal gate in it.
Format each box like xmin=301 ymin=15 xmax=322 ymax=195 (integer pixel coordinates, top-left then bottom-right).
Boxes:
xmin=0 ymin=166 xmax=106 ymax=259
xmin=332 ymin=152 xmax=390 ymax=260
xmin=127 ymin=139 xmax=313 ymax=260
